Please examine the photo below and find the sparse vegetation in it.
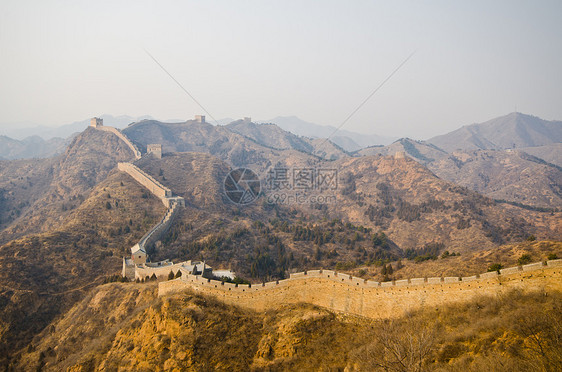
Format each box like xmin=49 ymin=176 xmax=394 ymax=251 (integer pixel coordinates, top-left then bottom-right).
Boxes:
xmin=488 ymin=263 xmax=503 ymax=273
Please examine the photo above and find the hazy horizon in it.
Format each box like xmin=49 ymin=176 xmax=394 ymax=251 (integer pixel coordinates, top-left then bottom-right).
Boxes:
xmin=1 ymin=0 xmax=561 ymax=139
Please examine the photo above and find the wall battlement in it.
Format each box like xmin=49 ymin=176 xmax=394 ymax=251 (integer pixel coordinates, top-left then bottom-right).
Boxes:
xmin=159 ymin=259 xmax=562 ymax=319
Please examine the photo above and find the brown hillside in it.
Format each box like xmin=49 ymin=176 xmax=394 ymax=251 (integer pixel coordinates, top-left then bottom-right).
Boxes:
xmin=122 ymin=120 xmax=323 ymax=173
xmin=120 ymin=153 xmax=561 ymax=284
xmin=348 ymin=240 xmax=562 ymax=282
xmin=12 ymin=282 xmax=562 ymax=371
xmin=428 ymin=149 xmax=562 ymax=208
xmin=0 ymin=128 xmax=137 ymax=244
xmin=0 ymin=171 xmax=164 ymax=366
xmin=0 ymin=157 xmax=56 ymax=232
xmin=334 ymin=155 xmax=561 ymax=252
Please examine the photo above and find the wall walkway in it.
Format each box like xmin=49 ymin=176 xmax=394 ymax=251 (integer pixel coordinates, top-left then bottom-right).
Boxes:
xmin=159 ymin=259 xmax=562 ymax=319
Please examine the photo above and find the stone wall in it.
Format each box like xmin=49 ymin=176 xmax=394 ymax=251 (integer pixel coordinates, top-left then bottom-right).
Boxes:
xmin=135 ymin=260 xmax=182 ymax=281
xmin=159 ymin=259 xmax=562 ymax=319
xmin=117 ymin=162 xmax=172 ymax=206
xmin=96 ymin=126 xmax=142 ymax=159
xmin=118 ymin=160 xmax=185 ymax=270
xmin=137 ymin=202 xmax=180 ymax=253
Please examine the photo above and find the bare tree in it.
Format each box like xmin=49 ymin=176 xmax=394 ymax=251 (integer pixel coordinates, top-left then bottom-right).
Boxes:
xmin=355 ymin=315 xmax=439 ymax=372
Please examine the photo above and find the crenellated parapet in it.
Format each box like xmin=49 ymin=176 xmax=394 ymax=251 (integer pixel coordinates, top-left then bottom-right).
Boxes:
xmin=158 ymin=259 xmax=562 ymax=319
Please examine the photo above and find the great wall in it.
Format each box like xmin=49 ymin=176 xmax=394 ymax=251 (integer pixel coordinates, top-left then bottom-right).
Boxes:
xmin=159 ymin=260 xmax=562 ymax=319
xmin=89 ymin=117 xmax=187 ymax=278
xmin=90 ymin=117 xmax=562 ymax=320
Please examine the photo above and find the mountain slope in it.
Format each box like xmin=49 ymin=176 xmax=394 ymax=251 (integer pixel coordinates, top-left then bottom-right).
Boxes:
xmin=333 ymin=155 xmax=561 ymax=252
xmin=427 ymin=150 xmax=562 ymax=209
xmin=520 ymin=143 xmax=562 ymax=167
xmin=122 ymin=119 xmax=331 ymax=172
xmin=428 ymin=112 xmax=562 ymax=152
xmin=0 ymin=127 xmax=140 ymax=244
xmin=0 ymin=171 xmax=165 ymax=366
xmin=225 ymin=120 xmax=314 ymax=153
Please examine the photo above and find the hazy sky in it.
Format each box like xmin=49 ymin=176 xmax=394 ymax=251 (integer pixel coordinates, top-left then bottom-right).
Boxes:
xmin=1 ymin=0 xmax=561 ymax=139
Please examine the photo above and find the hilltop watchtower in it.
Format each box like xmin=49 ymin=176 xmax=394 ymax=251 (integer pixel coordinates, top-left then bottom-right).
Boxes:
xmin=90 ymin=117 xmax=103 ymax=128
xmin=147 ymin=144 xmax=162 ymax=159
xmin=195 ymin=115 xmax=205 ymax=123
xmin=243 ymin=117 xmax=251 ymax=123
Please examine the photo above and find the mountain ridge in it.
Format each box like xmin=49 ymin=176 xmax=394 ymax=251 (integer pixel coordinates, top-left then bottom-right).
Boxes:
xmin=428 ymin=112 xmax=562 ymax=152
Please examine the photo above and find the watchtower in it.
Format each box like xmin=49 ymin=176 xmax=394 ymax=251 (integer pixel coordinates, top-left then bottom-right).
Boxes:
xmin=243 ymin=117 xmax=251 ymax=123
xmin=195 ymin=115 xmax=205 ymax=123
xmin=147 ymin=144 xmax=162 ymax=159
xmin=131 ymin=244 xmax=147 ymax=265
xmin=90 ymin=117 xmax=103 ymax=128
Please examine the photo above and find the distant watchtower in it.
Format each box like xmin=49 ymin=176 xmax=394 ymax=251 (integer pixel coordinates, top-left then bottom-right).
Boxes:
xmin=90 ymin=117 xmax=103 ymax=128
xmin=243 ymin=117 xmax=251 ymax=124
xmin=147 ymin=144 xmax=162 ymax=159
xmin=195 ymin=115 xmax=205 ymax=123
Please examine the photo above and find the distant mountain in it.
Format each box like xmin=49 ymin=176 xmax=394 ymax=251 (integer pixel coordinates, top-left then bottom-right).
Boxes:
xmin=0 ymin=135 xmax=69 ymax=160
xmin=225 ymin=119 xmax=347 ymax=160
xmin=262 ymin=116 xmax=396 ymax=151
xmin=357 ymin=138 xmax=447 ymax=164
xmin=356 ymin=137 xmax=562 ymax=209
xmin=123 ymin=119 xmax=347 ymax=169
xmin=0 ymin=114 xmax=154 ymax=140
xmin=428 ymin=112 xmax=562 ymax=152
